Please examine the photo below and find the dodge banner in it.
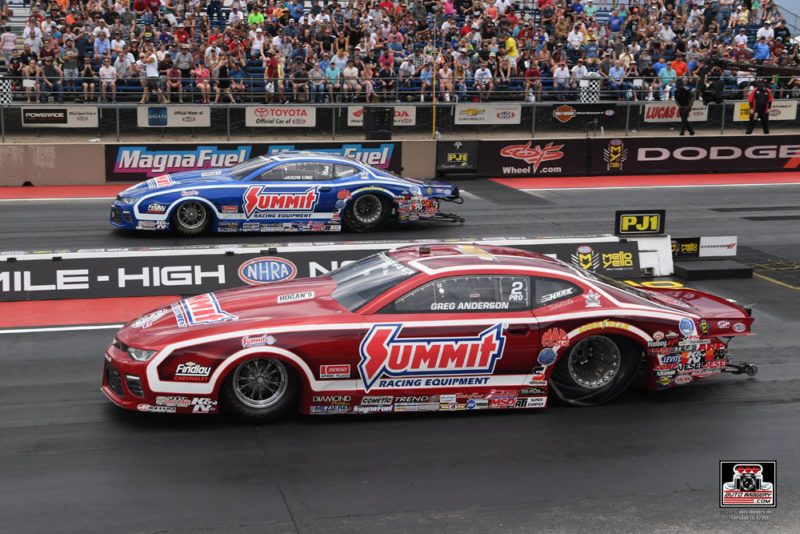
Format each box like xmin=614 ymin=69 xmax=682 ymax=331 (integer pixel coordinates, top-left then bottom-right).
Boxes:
xmin=476 ymin=139 xmax=589 ymax=177
xmin=589 ymin=135 xmax=800 ymax=174
xmin=0 ymin=238 xmax=639 ymax=301
xmin=105 ymin=142 xmax=403 ymax=181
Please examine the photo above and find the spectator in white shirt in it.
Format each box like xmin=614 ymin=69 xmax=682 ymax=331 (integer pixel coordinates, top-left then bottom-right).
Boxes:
xmin=99 ymin=57 xmax=118 ymax=102
xmin=756 ymin=21 xmax=774 ymax=41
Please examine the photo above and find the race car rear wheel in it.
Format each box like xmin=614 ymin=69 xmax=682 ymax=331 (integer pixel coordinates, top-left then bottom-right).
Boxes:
xmin=343 ymin=193 xmax=391 ymax=232
xmin=171 ymin=200 xmax=210 ymax=236
xmin=221 ymin=357 xmax=299 ymax=422
xmin=549 ymin=335 xmax=640 ymax=406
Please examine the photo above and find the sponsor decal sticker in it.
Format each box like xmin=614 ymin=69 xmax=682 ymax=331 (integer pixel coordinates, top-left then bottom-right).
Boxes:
xmin=320 ymin=364 xmax=351 ymax=379
xmin=191 ymin=397 xmax=218 ymax=413
xmin=542 ymin=327 xmax=569 ymax=348
xmin=276 ymin=291 xmax=315 ymax=304
xmin=537 ymin=348 xmax=557 ymax=366
xmin=584 ymin=290 xmax=601 ymax=308
xmin=679 ymin=318 xmax=696 ymax=337
xmin=171 ymin=293 xmax=237 ymax=327
xmin=241 ymin=334 xmax=276 ymax=348
xmin=733 ymin=323 xmax=747 ymax=333
xmin=130 ymin=308 xmax=169 ymax=328
xmin=358 ymin=324 xmax=506 ymax=392
xmin=137 ymin=404 xmax=176 ymax=413
xmin=243 ymin=186 xmax=319 ymax=217
xmin=174 ymin=361 xmax=213 ymax=382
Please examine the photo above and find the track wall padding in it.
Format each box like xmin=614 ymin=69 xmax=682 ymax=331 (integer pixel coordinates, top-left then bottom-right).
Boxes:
xmin=0 ymin=144 xmax=106 ymax=186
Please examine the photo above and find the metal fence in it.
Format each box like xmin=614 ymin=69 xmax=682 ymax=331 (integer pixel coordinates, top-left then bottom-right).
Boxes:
xmin=2 ymin=99 xmax=798 ymax=143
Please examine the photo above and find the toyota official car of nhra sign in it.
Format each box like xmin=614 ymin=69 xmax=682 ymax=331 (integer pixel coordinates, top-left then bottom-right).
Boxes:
xmin=103 ymin=244 xmax=758 ymax=421
xmin=110 ymin=152 xmax=462 ymax=235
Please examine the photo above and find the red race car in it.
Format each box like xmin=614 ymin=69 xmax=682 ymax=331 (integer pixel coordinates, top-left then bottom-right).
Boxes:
xmin=102 ymin=244 xmax=758 ymax=420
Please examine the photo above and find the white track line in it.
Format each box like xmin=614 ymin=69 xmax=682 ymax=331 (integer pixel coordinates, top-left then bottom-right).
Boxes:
xmin=0 ymin=324 xmax=123 ymax=334
xmin=457 ymin=189 xmax=481 ymax=200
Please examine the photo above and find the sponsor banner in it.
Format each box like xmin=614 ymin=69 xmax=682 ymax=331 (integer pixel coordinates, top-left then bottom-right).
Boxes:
xmin=105 ymin=142 xmax=402 ymax=181
xmin=732 ymin=100 xmax=797 ymax=122
xmin=477 ymin=139 xmax=588 ymax=177
xmin=699 ymin=236 xmax=738 ymax=257
xmin=0 ymin=238 xmax=638 ymax=301
xmin=671 ymin=237 xmax=700 ymax=259
xmin=136 ymin=106 xmax=211 ymax=128
xmin=642 ymin=101 xmax=709 ymax=123
xmin=454 ymin=103 xmax=521 ymax=125
xmin=245 ymin=105 xmax=317 ymax=127
xmin=347 ymin=106 xmax=417 ymax=127
xmin=436 ymin=140 xmax=478 ymax=172
xmin=588 ymin=135 xmax=800 ymax=174
xmin=552 ymin=104 xmax=618 ymax=125
xmin=21 ymin=107 xmax=99 ymax=128
xmin=614 ymin=210 xmax=666 ymax=236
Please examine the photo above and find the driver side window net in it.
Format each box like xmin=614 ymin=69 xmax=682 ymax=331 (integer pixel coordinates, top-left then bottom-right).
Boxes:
xmin=388 ymin=275 xmax=530 ymax=313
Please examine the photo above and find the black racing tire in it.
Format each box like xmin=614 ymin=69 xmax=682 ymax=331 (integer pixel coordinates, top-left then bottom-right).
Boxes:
xmin=549 ymin=335 xmax=640 ymax=407
xmin=171 ymin=200 xmax=211 ymax=236
xmin=343 ymin=193 xmax=392 ymax=232
xmin=220 ymin=357 xmax=299 ymax=422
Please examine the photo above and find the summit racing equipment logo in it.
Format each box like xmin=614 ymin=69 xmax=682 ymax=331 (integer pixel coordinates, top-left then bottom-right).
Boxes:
xmin=112 ymin=146 xmax=251 ymax=177
xmin=242 ymin=186 xmax=319 ymax=217
xmin=720 ymin=461 xmax=776 ymax=507
xmin=358 ymin=324 xmax=506 ymax=392
xmin=171 ymin=293 xmax=237 ymax=327
xmin=499 ymin=142 xmax=564 ymax=173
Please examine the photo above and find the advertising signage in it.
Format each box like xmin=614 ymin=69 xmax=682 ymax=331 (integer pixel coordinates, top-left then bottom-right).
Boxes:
xmin=105 ymin=142 xmax=403 ymax=181
xmin=476 ymin=139 xmax=589 ymax=177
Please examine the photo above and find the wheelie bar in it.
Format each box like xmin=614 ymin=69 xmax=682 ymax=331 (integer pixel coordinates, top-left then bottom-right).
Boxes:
xmin=725 ymin=361 xmax=759 ymax=376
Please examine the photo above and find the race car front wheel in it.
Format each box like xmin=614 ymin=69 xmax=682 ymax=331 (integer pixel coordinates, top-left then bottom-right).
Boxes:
xmin=171 ymin=200 xmax=210 ymax=236
xmin=343 ymin=193 xmax=391 ymax=232
xmin=549 ymin=335 xmax=640 ymax=406
xmin=221 ymin=357 xmax=299 ymax=422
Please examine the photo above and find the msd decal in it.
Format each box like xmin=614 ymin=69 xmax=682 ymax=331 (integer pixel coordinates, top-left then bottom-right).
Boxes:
xmin=171 ymin=293 xmax=237 ymax=327
xmin=243 ymin=186 xmax=319 ymax=217
xmin=358 ymin=324 xmax=506 ymax=392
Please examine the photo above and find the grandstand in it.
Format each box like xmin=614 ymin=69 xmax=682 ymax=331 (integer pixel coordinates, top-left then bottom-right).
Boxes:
xmin=0 ymin=0 xmax=798 ymax=104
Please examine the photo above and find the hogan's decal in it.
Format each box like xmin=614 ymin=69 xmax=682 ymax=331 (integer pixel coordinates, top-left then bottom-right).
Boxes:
xmin=358 ymin=324 xmax=506 ymax=392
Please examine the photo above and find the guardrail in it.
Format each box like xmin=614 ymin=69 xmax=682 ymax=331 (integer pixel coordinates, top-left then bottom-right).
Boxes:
xmin=1 ymin=99 xmax=798 ymax=142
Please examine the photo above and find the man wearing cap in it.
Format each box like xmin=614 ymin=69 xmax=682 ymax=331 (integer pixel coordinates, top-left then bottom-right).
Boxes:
xmin=552 ymin=60 xmax=570 ymax=100
xmin=175 ymin=43 xmax=193 ymax=80
xmin=61 ymin=37 xmax=80 ymax=99
xmin=746 ymin=78 xmax=772 ymax=134
xmin=40 ymin=56 xmax=65 ymax=103
xmin=757 ymin=20 xmax=774 ymax=41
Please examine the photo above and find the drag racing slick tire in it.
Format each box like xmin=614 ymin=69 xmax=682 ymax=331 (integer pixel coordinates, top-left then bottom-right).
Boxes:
xmin=343 ymin=193 xmax=392 ymax=232
xmin=220 ymin=357 xmax=299 ymax=422
xmin=171 ymin=200 xmax=211 ymax=236
xmin=549 ymin=335 xmax=640 ymax=406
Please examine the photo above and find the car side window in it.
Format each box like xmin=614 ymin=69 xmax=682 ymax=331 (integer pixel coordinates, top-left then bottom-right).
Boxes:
xmin=253 ymin=162 xmax=332 ymax=181
xmin=385 ymin=275 xmax=530 ymax=313
xmin=334 ymin=164 xmax=359 ymax=179
xmin=533 ymin=277 xmax=583 ymax=308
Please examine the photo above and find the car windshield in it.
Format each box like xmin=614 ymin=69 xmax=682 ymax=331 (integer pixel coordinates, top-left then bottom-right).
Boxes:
xmin=330 ymin=252 xmax=419 ymax=311
xmin=229 ymin=156 xmax=275 ymax=180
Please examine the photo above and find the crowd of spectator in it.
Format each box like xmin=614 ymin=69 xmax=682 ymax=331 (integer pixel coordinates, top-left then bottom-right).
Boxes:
xmin=0 ymin=0 xmax=797 ymax=104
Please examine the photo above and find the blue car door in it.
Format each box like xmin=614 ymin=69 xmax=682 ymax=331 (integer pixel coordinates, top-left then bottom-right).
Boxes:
xmin=240 ymin=160 xmax=340 ymax=231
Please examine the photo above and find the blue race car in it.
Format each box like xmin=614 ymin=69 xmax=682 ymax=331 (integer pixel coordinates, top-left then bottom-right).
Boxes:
xmin=110 ymin=151 xmax=463 ymax=235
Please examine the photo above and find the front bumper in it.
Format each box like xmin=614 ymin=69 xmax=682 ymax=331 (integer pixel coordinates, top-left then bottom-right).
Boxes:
xmin=102 ymin=343 xmax=219 ymax=414
xmin=110 ymin=202 xmax=137 ymax=230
